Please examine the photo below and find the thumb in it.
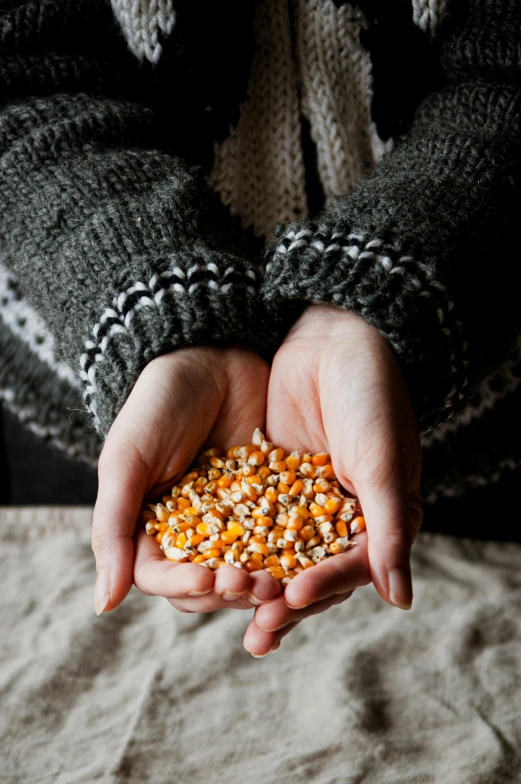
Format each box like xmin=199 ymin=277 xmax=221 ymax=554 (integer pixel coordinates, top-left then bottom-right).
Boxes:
xmin=92 ymin=437 xmax=148 ymax=615
xmin=353 ymin=462 xmax=414 ymax=610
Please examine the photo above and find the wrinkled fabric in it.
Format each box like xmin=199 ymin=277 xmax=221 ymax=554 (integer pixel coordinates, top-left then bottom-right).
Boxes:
xmin=1 ymin=507 xmax=521 ymax=783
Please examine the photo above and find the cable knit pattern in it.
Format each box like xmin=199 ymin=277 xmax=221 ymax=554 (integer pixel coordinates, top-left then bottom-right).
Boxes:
xmin=110 ymin=0 xmax=176 ymax=64
xmin=210 ymin=0 xmax=307 ymax=238
xmin=294 ymin=0 xmax=392 ymax=206
xmin=412 ymin=0 xmax=451 ymax=36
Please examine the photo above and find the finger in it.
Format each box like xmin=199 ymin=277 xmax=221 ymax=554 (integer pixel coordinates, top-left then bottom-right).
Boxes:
xmin=254 ymin=589 xmax=354 ymax=633
xmin=243 ymin=621 xmax=301 ymax=658
xmin=134 ymin=529 xmax=216 ymax=598
xmin=351 ymin=462 xmax=414 ymax=611
xmin=92 ymin=439 xmax=148 ymax=616
xmin=282 ymin=531 xmax=370 ymax=611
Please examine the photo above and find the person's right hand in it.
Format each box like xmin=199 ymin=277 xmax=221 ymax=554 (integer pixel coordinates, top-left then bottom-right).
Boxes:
xmin=91 ymin=345 xmax=283 ymax=629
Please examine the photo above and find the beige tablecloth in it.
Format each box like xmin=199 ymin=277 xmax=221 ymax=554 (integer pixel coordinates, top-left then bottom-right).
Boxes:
xmin=1 ymin=507 xmax=521 ymax=783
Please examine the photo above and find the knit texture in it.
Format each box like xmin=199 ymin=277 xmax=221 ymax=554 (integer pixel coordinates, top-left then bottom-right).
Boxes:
xmin=2 ymin=0 xmax=521 ymax=508
xmin=263 ymin=0 xmax=521 ymax=434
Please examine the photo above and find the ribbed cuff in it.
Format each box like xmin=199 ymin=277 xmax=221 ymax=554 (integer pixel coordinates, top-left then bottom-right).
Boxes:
xmin=80 ymin=244 xmax=278 ymax=438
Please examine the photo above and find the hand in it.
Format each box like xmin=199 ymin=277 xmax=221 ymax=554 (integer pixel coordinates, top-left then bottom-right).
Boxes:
xmin=243 ymin=305 xmax=423 ymax=656
xmin=91 ymin=345 xmax=283 ymax=633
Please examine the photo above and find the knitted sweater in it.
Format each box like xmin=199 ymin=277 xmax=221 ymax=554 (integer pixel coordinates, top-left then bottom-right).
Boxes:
xmin=1 ymin=0 xmax=521 ymax=506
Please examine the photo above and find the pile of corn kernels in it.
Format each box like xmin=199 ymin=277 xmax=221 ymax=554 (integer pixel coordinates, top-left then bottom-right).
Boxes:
xmin=143 ymin=429 xmax=365 ymax=585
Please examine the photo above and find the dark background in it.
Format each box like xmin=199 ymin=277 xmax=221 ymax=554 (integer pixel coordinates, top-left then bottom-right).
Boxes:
xmin=1 ymin=402 xmax=519 ymax=543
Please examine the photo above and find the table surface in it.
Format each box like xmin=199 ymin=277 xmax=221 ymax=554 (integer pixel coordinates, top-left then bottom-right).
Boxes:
xmin=2 ymin=507 xmax=521 ymax=784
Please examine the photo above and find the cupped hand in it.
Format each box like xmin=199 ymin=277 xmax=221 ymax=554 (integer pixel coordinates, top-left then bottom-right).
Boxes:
xmin=243 ymin=304 xmax=423 ymax=656
xmin=91 ymin=345 xmax=282 ymax=631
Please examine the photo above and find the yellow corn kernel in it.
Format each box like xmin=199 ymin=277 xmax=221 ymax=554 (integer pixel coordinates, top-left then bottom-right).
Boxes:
xmin=257 ymin=466 xmax=272 ymax=479
xmin=249 ymin=551 xmax=264 ymax=563
xmin=309 ymin=503 xmax=325 ymax=518
xmin=187 ymin=534 xmax=205 ymax=547
xmin=324 ymin=497 xmax=341 ymax=514
xmin=248 ymin=451 xmax=265 ymax=466
xmin=176 ymin=532 xmax=188 ymax=548
xmin=192 ymin=554 xmax=206 ymax=563
xmin=264 ymin=555 xmax=281 ymax=568
xmin=269 ymin=460 xmax=287 ymax=473
xmin=177 ymin=497 xmax=191 ymax=511
xmin=291 ymin=505 xmax=309 ymax=521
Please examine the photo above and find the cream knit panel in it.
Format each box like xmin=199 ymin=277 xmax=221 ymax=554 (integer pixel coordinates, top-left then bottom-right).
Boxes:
xmin=411 ymin=0 xmax=450 ymax=37
xmin=110 ymin=0 xmax=176 ymax=64
xmin=209 ymin=0 xmax=307 ymax=239
xmin=294 ymin=0 xmax=393 ymax=208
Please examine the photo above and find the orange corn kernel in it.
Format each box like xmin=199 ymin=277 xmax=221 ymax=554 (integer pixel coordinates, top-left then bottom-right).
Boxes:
xmin=180 ymin=470 xmax=200 ymax=484
xmin=285 ymin=452 xmax=301 ymax=470
xmin=301 ymin=453 xmax=312 ymax=463
xmin=187 ymin=534 xmax=205 ymax=547
xmin=217 ymin=476 xmax=233 ymax=488
xmin=335 ymin=520 xmax=348 ymax=538
xmin=291 ymin=505 xmax=309 ymax=521
xmin=203 ymin=548 xmax=222 ymax=559
xmin=249 ymin=551 xmax=264 ymax=563
xmin=244 ymin=560 xmax=263 ymax=572
xmin=279 ymin=470 xmax=296 ymax=486
xmin=277 ymin=483 xmax=291 ymax=494
xmin=350 ymin=516 xmax=366 ymax=534
xmin=300 ymin=525 xmax=316 ymax=543
xmin=182 ymin=506 xmax=199 ymax=516
xmin=250 ymin=535 xmax=267 ymax=545
xmin=280 ymin=553 xmax=297 ymax=570
xmin=176 ymin=521 xmax=194 ymax=532
xmin=196 ymin=522 xmax=219 ymax=536
xmin=264 ymin=555 xmax=281 ymax=567
xmin=287 ymin=515 xmax=304 ymax=531
xmin=264 ymin=487 xmax=278 ymax=503
xmin=311 ymin=452 xmax=328 ymax=466
xmin=269 ymin=461 xmax=287 ymax=473
xmin=248 ymin=542 xmax=270 ymax=557
xmin=324 ymin=498 xmax=341 ymax=514
xmin=155 ymin=532 xmax=163 ymax=543
xmin=266 ymin=566 xmax=286 ymax=581
xmin=245 ymin=475 xmax=262 ymax=485
xmin=257 ymin=466 xmax=272 ymax=479
xmin=192 ymin=554 xmax=206 ymax=563
xmin=248 ymin=451 xmax=265 ymax=466
xmin=309 ymin=503 xmax=325 ymax=518
xmin=317 ymin=464 xmax=336 ymax=479
xmin=289 ymin=479 xmax=303 ymax=497
xmin=177 ymin=497 xmax=191 ymax=510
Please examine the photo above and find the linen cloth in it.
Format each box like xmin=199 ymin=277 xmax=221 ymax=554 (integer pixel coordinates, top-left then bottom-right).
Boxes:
xmin=1 ymin=506 xmax=521 ymax=783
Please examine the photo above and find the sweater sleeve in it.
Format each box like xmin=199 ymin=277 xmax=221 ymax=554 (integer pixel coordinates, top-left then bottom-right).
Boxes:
xmin=262 ymin=0 xmax=521 ymax=433
xmin=0 ymin=0 xmax=274 ymax=439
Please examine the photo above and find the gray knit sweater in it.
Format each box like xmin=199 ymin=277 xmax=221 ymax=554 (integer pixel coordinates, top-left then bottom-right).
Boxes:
xmin=1 ymin=0 xmax=521 ymax=505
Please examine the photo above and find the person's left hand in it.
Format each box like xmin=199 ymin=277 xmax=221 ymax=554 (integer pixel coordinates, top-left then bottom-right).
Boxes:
xmin=243 ymin=304 xmax=423 ymax=657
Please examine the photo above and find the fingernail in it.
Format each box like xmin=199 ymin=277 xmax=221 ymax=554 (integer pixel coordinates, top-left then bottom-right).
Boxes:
xmin=250 ymin=651 xmax=269 ymax=658
xmin=222 ymin=590 xmax=247 ymax=602
xmin=270 ymin=643 xmax=281 ymax=653
xmin=94 ymin=569 xmax=110 ymax=616
xmin=388 ymin=569 xmax=413 ymax=610
xmin=247 ymin=593 xmax=266 ymax=606
xmin=285 ymin=600 xmax=309 ymax=610
xmin=187 ymin=588 xmax=213 ymax=597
